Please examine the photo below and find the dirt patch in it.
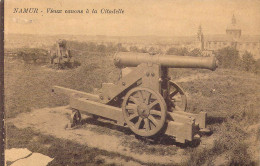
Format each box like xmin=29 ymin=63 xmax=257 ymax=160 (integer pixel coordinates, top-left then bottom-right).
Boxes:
xmin=7 ymin=106 xmax=188 ymax=165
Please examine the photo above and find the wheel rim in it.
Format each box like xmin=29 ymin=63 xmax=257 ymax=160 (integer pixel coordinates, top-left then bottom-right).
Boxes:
xmin=168 ymin=81 xmax=187 ymax=111
xmin=122 ymin=87 xmax=167 ymax=137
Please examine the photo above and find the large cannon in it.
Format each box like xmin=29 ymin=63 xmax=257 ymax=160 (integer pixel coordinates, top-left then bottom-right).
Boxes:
xmin=53 ymin=52 xmax=218 ymax=143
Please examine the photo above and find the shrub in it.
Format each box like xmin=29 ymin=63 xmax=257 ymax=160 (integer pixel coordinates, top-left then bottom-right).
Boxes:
xmin=215 ymin=47 xmax=240 ymax=69
xmin=166 ymin=47 xmax=189 ymax=56
xmin=66 ymin=41 xmax=117 ymax=54
xmin=188 ymin=48 xmax=202 ymax=57
xmin=241 ymin=51 xmax=256 ymax=72
xmin=148 ymin=47 xmax=155 ymax=53
xmin=88 ymin=42 xmax=97 ymax=52
xmin=66 ymin=41 xmax=89 ymax=51
xmin=129 ymin=46 xmax=139 ymax=52
xmin=255 ymin=59 xmax=260 ymax=74
xmin=96 ymin=44 xmax=106 ymax=53
xmin=139 ymin=47 xmax=148 ymax=53
xmin=215 ymin=47 xmax=259 ymax=74
xmin=106 ymin=43 xmax=117 ymax=53
xmin=116 ymin=43 xmax=128 ymax=52
xmin=17 ymin=48 xmax=48 ymax=64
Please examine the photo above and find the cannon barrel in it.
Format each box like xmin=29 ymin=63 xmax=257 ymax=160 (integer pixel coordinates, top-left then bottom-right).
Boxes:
xmin=114 ymin=52 xmax=218 ymax=71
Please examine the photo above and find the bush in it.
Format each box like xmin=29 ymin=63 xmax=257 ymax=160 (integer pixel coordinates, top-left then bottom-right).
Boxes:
xmin=96 ymin=44 xmax=106 ymax=53
xmin=116 ymin=43 xmax=128 ymax=52
xmin=129 ymin=46 xmax=139 ymax=52
xmin=255 ymin=59 xmax=260 ymax=74
xmin=139 ymin=47 xmax=148 ymax=53
xmin=66 ymin=41 xmax=118 ymax=54
xmin=66 ymin=41 xmax=89 ymax=51
xmin=215 ymin=47 xmax=259 ymax=74
xmin=148 ymin=47 xmax=155 ymax=53
xmin=166 ymin=47 xmax=189 ymax=56
xmin=17 ymin=48 xmax=48 ymax=64
xmin=188 ymin=48 xmax=202 ymax=57
xmin=215 ymin=47 xmax=240 ymax=69
xmin=106 ymin=43 xmax=117 ymax=52
xmin=241 ymin=51 xmax=256 ymax=72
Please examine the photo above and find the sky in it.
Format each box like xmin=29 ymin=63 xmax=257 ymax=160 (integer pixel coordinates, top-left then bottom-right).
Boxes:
xmin=4 ymin=0 xmax=260 ymax=36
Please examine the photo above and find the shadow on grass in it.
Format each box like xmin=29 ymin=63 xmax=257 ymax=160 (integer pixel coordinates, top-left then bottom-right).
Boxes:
xmin=207 ymin=116 xmax=226 ymax=125
xmin=135 ymin=134 xmax=201 ymax=148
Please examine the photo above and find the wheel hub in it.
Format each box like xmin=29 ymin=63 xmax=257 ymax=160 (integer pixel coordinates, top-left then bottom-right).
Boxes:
xmin=137 ymin=103 xmax=150 ymax=118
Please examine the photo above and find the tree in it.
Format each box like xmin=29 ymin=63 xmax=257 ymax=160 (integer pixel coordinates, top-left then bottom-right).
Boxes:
xmin=139 ymin=47 xmax=148 ymax=53
xmin=166 ymin=47 xmax=189 ymax=56
xmin=106 ymin=43 xmax=116 ymax=53
xmin=215 ymin=47 xmax=240 ymax=69
xmin=255 ymin=59 xmax=260 ymax=74
xmin=188 ymin=48 xmax=202 ymax=57
xmin=17 ymin=48 xmax=48 ymax=64
xmin=241 ymin=51 xmax=256 ymax=72
xmin=117 ymin=43 xmax=128 ymax=52
xmin=96 ymin=44 xmax=106 ymax=52
xmin=88 ymin=42 xmax=97 ymax=52
xmin=148 ymin=47 xmax=155 ymax=53
xmin=129 ymin=46 xmax=139 ymax=52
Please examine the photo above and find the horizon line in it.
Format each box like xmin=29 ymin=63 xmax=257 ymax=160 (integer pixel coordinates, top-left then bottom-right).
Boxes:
xmin=5 ymin=33 xmax=260 ymax=37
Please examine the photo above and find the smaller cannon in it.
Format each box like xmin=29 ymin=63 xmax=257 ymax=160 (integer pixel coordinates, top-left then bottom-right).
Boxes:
xmin=53 ymin=52 xmax=218 ymax=143
xmin=50 ymin=40 xmax=75 ymax=69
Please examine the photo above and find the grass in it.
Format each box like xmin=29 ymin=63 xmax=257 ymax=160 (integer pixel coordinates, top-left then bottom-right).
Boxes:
xmin=180 ymin=69 xmax=260 ymax=165
xmin=4 ymin=52 xmax=119 ymax=118
xmin=186 ymin=121 xmax=251 ymax=165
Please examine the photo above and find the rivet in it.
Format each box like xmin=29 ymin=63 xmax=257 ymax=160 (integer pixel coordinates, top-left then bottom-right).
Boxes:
xmin=151 ymin=73 xmax=155 ymax=77
xmin=122 ymin=82 xmax=126 ymax=86
xmin=146 ymin=72 xmax=150 ymax=77
xmin=108 ymin=96 xmax=111 ymax=100
xmin=100 ymin=96 xmax=103 ymax=100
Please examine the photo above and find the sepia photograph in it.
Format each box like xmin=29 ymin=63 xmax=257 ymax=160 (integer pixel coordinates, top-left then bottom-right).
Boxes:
xmin=3 ymin=0 xmax=260 ymax=165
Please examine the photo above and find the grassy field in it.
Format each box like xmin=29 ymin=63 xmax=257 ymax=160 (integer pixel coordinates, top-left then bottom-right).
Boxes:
xmin=5 ymin=46 xmax=260 ymax=165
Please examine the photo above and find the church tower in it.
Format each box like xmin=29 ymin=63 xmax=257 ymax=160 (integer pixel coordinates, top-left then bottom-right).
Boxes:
xmin=197 ymin=25 xmax=204 ymax=50
xmin=226 ymin=14 xmax=241 ymax=40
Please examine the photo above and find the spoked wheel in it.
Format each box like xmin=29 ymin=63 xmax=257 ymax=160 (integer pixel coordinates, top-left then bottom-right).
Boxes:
xmin=168 ymin=81 xmax=187 ymax=111
xmin=122 ymin=87 xmax=167 ymax=137
xmin=69 ymin=109 xmax=82 ymax=127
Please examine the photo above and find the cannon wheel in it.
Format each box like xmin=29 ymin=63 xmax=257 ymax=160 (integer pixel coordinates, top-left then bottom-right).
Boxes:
xmin=122 ymin=87 xmax=167 ymax=137
xmin=69 ymin=109 xmax=82 ymax=127
xmin=168 ymin=81 xmax=187 ymax=111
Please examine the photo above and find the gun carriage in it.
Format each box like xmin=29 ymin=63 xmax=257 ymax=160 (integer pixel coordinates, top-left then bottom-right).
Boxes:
xmin=53 ymin=52 xmax=218 ymax=143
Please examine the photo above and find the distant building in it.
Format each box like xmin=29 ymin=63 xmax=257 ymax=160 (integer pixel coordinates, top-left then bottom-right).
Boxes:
xmin=202 ymin=15 xmax=260 ymax=59
xmin=226 ymin=15 xmax=241 ymax=40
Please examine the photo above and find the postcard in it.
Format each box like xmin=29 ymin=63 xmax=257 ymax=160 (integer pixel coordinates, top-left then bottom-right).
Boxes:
xmin=3 ymin=0 xmax=260 ymax=165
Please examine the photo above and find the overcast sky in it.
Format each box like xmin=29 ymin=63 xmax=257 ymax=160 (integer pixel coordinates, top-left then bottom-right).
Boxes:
xmin=5 ymin=0 xmax=260 ymax=36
